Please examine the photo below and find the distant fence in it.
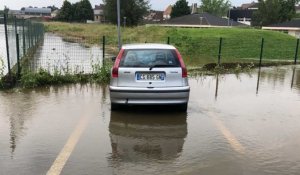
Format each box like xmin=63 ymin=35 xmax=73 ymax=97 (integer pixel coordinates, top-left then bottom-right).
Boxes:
xmin=101 ymin=34 xmax=299 ymax=68
xmin=0 ymin=13 xmax=44 ymax=78
xmin=105 ymin=34 xmax=299 ymax=67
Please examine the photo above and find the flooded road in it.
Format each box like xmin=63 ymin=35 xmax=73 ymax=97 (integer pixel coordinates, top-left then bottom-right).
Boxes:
xmin=0 ymin=65 xmax=300 ymax=175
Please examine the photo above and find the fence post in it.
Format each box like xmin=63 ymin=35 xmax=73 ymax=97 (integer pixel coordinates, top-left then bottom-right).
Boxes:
xmin=27 ymin=21 xmax=30 ymax=49
xmin=30 ymin=22 xmax=33 ymax=47
xmin=4 ymin=13 xmax=11 ymax=77
xmin=102 ymin=36 xmax=106 ymax=67
xmin=22 ymin=18 xmax=26 ymax=56
xmin=294 ymin=38 xmax=299 ymax=65
xmin=167 ymin=37 xmax=170 ymax=44
xmin=16 ymin=33 xmax=21 ymax=78
xmin=259 ymin=38 xmax=264 ymax=67
xmin=218 ymin=37 xmax=223 ymax=65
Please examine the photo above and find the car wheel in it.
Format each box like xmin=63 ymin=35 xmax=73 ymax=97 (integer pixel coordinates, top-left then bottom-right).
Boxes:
xmin=178 ymin=103 xmax=188 ymax=112
xmin=111 ymin=103 xmax=119 ymax=111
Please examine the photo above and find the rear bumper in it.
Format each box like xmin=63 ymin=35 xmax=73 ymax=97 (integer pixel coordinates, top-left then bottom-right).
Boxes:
xmin=110 ymin=86 xmax=190 ymax=105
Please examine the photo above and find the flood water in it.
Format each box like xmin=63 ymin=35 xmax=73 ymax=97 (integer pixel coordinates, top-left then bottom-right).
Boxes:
xmin=0 ymin=24 xmax=8 ymax=75
xmin=29 ymin=33 xmax=103 ymax=74
xmin=0 ymin=65 xmax=300 ymax=175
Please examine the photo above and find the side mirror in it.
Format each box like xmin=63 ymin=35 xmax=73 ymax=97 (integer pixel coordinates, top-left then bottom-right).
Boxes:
xmin=111 ymin=56 xmax=116 ymax=62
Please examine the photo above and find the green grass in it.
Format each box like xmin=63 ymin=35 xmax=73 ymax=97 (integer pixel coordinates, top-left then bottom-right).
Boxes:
xmin=168 ymin=28 xmax=297 ymax=66
xmin=45 ymin=22 xmax=298 ymax=68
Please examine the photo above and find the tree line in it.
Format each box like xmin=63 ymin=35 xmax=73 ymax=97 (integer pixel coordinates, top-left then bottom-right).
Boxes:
xmin=57 ymin=0 xmax=94 ymax=22
xmin=57 ymin=0 xmax=299 ymax=27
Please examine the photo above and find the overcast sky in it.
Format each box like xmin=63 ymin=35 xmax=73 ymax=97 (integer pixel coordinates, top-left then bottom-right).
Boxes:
xmin=0 ymin=0 xmax=245 ymax=11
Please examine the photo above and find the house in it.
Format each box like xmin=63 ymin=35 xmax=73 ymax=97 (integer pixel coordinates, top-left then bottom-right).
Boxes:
xmin=94 ymin=4 xmax=105 ymax=23
xmin=144 ymin=10 xmax=164 ymax=23
xmin=191 ymin=3 xmax=198 ymax=14
xmin=229 ymin=2 xmax=258 ymax=26
xmin=8 ymin=10 xmax=23 ymax=16
xmin=51 ymin=9 xmax=59 ymax=18
xmin=164 ymin=5 xmax=172 ymax=20
xmin=262 ymin=20 xmax=300 ymax=38
xmin=157 ymin=13 xmax=245 ymax=28
xmin=296 ymin=5 xmax=300 ymax=14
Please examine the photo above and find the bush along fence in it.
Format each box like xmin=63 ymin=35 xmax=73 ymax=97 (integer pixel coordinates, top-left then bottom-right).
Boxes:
xmin=1 ymin=13 xmax=44 ymax=88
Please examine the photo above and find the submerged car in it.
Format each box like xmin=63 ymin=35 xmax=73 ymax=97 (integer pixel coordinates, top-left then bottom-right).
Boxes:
xmin=109 ymin=44 xmax=190 ymax=111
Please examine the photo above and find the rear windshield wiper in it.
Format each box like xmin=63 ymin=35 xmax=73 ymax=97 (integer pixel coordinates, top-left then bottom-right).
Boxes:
xmin=149 ymin=64 xmax=177 ymax=70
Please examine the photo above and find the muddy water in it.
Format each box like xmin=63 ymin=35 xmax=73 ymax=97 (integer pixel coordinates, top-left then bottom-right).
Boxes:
xmin=0 ymin=65 xmax=299 ymax=175
xmin=0 ymin=24 xmax=8 ymax=75
xmin=29 ymin=33 xmax=103 ymax=74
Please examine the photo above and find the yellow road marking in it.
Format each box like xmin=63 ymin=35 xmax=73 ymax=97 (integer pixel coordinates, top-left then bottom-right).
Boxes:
xmin=46 ymin=115 xmax=90 ymax=175
xmin=208 ymin=112 xmax=246 ymax=154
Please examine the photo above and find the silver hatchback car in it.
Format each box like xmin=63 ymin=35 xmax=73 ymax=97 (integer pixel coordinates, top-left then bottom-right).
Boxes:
xmin=109 ymin=44 xmax=190 ymax=111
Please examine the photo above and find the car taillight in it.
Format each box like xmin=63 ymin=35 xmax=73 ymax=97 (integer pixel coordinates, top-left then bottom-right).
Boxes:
xmin=175 ymin=49 xmax=188 ymax=78
xmin=112 ymin=49 xmax=125 ymax=78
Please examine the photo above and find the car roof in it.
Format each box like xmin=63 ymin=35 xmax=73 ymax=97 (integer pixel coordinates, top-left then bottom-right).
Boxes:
xmin=122 ymin=43 xmax=176 ymax=50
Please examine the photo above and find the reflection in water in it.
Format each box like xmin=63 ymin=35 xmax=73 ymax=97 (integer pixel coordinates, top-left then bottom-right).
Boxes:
xmin=108 ymin=110 xmax=187 ymax=165
xmin=294 ymin=68 xmax=300 ymax=91
xmin=1 ymin=90 xmax=40 ymax=155
xmin=256 ymin=67 xmax=261 ymax=94
xmin=215 ymin=74 xmax=219 ymax=100
xmin=291 ymin=67 xmax=296 ymax=88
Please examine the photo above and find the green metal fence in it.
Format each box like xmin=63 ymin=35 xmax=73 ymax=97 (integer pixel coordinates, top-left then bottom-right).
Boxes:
xmin=1 ymin=13 xmax=44 ymax=78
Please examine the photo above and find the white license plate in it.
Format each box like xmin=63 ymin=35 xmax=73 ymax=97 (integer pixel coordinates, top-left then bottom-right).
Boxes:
xmin=136 ymin=73 xmax=165 ymax=81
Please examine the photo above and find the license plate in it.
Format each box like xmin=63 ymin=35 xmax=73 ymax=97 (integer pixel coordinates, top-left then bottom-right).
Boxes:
xmin=136 ymin=73 xmax=165 ymax=81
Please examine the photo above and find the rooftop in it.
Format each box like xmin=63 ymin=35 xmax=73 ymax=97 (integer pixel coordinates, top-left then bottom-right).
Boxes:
xmin=24 ymin=8 xmax=51 ymax=14
xmin=165 ymin=13 xmax=245 ymax=26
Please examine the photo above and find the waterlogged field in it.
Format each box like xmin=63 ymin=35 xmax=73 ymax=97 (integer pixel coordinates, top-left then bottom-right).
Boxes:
xmin=0 ymin=24 xmax=7 ymax=76
xmin=0 ymin=65 xmax=299 ymax=175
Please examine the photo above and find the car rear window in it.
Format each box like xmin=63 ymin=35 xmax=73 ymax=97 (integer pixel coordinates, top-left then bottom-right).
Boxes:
xmin=119 ymin=49 xmax=180 ymax=67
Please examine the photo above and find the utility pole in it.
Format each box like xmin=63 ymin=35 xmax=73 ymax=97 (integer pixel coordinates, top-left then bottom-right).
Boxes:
xmin=228 ymin=8 xmax=231 ymax=27
xmin=117 ymin=0 xmax=121 ymax=50
xmin=123 ymin=16 xmax=127 ymax=28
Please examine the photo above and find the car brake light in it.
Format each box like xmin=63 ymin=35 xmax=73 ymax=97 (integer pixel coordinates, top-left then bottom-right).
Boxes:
xmin=175 ymin=49 xmax=188 ymax=78
xmin=112 ymin=49 xmax=125 ymax=78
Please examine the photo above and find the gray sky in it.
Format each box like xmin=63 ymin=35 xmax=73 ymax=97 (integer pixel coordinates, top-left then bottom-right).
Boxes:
xmin=0 ymin=0 xmax=245 ymax=11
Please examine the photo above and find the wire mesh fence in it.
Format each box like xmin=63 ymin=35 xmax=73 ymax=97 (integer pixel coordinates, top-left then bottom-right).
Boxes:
xmin=1 ymin=13 xmax=44 ymax=78
xmin=1 ymin=18 xmax=300 ymax=81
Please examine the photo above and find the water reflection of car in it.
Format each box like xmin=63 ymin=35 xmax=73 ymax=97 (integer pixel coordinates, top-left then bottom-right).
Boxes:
xmin=108 ymin=111 xmax=187 ymax=162
xmin=109 ymin=44 xmax=190 ymax=111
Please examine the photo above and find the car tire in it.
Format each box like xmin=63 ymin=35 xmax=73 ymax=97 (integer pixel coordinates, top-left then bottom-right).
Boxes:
xmin=178 ymin=103 xmax=188 ymax=112
xmin=111 ymin=103 xmax=119 ymax=111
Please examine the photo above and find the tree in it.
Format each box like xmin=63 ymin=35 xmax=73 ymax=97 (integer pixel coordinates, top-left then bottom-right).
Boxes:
xmin=58 ymin=0 xmax=93 ymax=22
xmin=103 ymin=0 xmax=150 ymax=26
xmin=170 ymin=0 xmax=191 ymax=18
xmin=58 ymin=0 xmax=73 ymax=21
xmin=47 ymin=5 xmax=59 ymax=12
xmin=200 ymin=0 xmax=230 ymax=16
xmin=252 ymin=0 xmax=297 ymax=26
xmin=73 ymin=0 xmax=94 ymax=22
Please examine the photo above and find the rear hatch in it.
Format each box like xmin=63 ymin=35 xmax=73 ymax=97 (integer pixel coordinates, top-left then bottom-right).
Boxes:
xmin=116 ymin=49 xmax=185 ymax=88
